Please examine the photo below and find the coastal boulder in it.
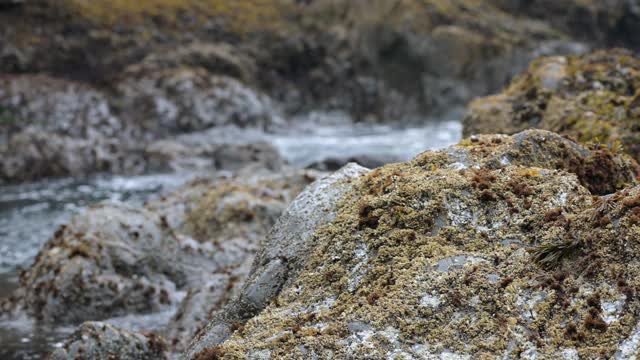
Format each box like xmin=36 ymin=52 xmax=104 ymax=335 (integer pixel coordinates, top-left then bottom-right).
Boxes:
xmin=0 ymin=75 xmax=145 ymax=182
xmin=117 ymin=68 xmax=281 ymax=136
xmin=463 ymin=49 xmax=640 ymax=162
xmin=187 ymin=131 xmax=640 ymax=359
xmin=1 ymin=204 xmax=197 ymax=324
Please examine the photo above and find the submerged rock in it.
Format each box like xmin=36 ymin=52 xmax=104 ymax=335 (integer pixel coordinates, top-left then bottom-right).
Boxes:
xmin=49 ymin=322 xmax=169 ymax=360
xmin=186 ymin=130 xmax=640 ymax=359
xmin=464 ymin=49 xmax=640 ymax=162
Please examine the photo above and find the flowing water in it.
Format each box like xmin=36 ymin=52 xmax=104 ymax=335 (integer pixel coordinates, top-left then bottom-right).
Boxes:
xmin=0 ymin=119 xmax=461 ymax=358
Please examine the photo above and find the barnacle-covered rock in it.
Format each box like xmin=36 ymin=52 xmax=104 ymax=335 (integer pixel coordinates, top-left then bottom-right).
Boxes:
xmin=464 ymin=49 xmax=640 ymax=162
xmin=187 ymin=130 xmax=640 ymax=359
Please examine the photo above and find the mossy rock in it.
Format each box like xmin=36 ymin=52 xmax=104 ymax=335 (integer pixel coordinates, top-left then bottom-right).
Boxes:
xmin=464 ymin=49 xmax=640 ymax=162
xmin=188 ymin=130 xmax=640 ymax=358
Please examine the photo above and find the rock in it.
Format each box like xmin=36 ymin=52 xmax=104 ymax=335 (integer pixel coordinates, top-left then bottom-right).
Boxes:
xmin=127 ymin=42 xmax=256 ymax=84
xmin=1 ymin=203 xmax=200 ymax=324
xmin=165 ymin=168 xmax=322 ymax=351
xmin=1 ymin=167 xmax=321 ymax=358
xmin=183 ymin=163 xmax=370 ymax=358
xmin=0 ymin=0 xmax=597 ymax=124
xmin=117 ymin=68 xmax=282 ymax=136
xmin=144 ymin=127 xmax=284 ymax=173
xmin=1 ymin=128 xmax=146 ymax=182
xmin=492 ymin=0 xmax=640 ymax=49
xmin=463 ymin=49 xmax=640 ymax=162
xmin=0 ymin=71 xmax=286 ymax=182
xmin=1 ymin=167 xmax=320 ymax=327
xmin=0 ymin=75 xmax=146 ymax=182
xmin=256 ymin=0 xmax=588 ymax=122
xmin=49 ymin=322 xmax=169 ymax=360
xmin=186 ymin=130 xmax=640 ymax=359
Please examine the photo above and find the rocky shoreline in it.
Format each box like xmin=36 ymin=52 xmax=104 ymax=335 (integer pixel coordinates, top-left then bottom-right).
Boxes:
xmin=2 ymin=1 xmax=640 ymax=359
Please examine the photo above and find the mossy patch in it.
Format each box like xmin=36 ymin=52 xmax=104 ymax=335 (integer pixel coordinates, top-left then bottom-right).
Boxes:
xmin=0 ymin=105 xmax=17 ymax=126
xmin=57 ymin=0 xmax=294 ymax=35
xmin=464 ymin=49 xmax=640 ymax=164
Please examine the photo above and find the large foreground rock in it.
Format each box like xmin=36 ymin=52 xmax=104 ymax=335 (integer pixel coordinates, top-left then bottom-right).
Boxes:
xmin=183 ymin=163 xmax=370 ymax=358
xmin=186 ymin=130 xmax=640 ymax=359
xmin=464 ymin=49 xmax=640 ymax=162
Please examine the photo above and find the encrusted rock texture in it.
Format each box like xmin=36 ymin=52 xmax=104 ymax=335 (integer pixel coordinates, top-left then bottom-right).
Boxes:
xmin=464 ymin=49 xmax=640 ymax=163
xmin=188 ymin=130 xmax=640 ymax=359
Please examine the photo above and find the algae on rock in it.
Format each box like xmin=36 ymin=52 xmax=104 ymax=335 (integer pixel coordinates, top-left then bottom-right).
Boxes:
xmin=188 ymin=130 xmax=640 ymax=359
xmin=464 ymin=49 xmax=640 ymax=163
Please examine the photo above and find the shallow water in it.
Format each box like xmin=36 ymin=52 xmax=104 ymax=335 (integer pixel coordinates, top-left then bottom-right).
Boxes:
xmin=271 ymin=120 xmax=462 ymax=168
xmin=0 ymin=120 xmax=461 ymax=358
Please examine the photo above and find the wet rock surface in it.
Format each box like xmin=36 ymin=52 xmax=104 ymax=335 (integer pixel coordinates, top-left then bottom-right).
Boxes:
xmin=2 ymin=1 xmax=640 ymax=359
xmin=186 ymin=130 xmax=640 ymax=359
xmin=464 ymin=50 xmax=640 ymax=162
